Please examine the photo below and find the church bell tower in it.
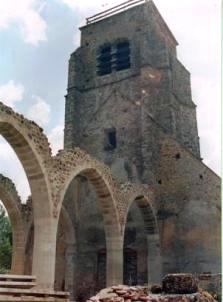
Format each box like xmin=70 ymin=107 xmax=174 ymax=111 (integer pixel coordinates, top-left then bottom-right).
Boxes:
xmin=64 ymin=0 xmax=200 ymax=184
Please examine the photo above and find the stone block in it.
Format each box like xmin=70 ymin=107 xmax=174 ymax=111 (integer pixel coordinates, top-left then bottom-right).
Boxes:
xmin=162 ymin=274 xmax=198 ymax=294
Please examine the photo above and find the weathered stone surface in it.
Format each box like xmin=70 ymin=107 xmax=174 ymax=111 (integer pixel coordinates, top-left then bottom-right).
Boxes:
xmin=150 ymin=285 xmax=162 ymax=294
xmin=197 ymin=274 xmax=221 ymax=301
xmin=162 ymin=274 xmax=198 ymax=294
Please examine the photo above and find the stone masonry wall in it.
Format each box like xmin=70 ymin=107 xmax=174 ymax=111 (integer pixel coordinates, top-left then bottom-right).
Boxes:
xmin=155 ymin=136 xmax=221 ymax=275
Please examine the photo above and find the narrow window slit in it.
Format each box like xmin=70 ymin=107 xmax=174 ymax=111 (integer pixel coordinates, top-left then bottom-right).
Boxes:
xmin=104 ymin=128 xmax=117 ymax=150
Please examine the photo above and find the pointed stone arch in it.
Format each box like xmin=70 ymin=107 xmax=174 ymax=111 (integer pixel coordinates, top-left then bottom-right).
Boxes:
xmin=51 ymin=149 xmax=121 ymax=236
xmin=0 ymin=174 xmax=25 ymax=274
xmin=51 ymin=149 xmax=123 ymax=286
xmin=123 ymin=187 xmax=157 ymax=232
xmin=0 ymin=102 xmax=55 ymax=289
xmin=0 ymin=102 xmax=52 ymax=215
xmin=121 ymin=183 xmax=162 ymax=284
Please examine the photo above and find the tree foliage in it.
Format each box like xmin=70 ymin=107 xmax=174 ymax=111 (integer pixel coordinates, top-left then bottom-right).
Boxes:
xmin=0 ymin=204 xmax=12 ymax=273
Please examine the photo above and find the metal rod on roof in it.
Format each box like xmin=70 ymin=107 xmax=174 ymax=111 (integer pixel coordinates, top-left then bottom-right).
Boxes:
xmin=87 ymin=0 xmax=143 ymax=21
xmin=86 ymin=0 xmax=145 ymax=24
xmin=87 ymin=0 xmax=144 ymax=24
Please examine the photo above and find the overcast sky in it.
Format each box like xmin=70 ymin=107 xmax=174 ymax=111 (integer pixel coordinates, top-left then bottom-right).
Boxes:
xmin=0 ymin=0 xmax=221 ymax=202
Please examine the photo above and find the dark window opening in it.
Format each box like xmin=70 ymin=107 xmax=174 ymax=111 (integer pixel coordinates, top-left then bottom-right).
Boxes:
xmin=115 ymin=41 xmax=131 ymax=71
xmin=97 ymin=40 xmax=131 ymax=76
xmin=199 ymin=174 xmax=203 ymax=180
xmin=97 ymin=45 xmax=112 ymax=76
xmin=175 ymin=153 xmax=181 ymax=159
xmin=158 ymin=179 xmax=162 ymax=185
xmin=104 ymin=128 xmax=117 ymax=150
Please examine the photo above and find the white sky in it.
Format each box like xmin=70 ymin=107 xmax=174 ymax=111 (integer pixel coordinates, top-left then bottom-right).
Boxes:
xmin=0 ymin=0 xmax=221 ymax=202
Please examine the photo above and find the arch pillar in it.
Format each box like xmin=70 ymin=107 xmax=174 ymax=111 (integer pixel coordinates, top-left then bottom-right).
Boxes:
xmin=32 ymin=215 xmax=58 ymax=289
xmin=106 ymin=235 xmax=124 ymax=286
xmin=11 ymin=228 xmax=25 ymax=274
xmin=147 ymin=234 xmax=162 ymax=284
xmin=65 ymin=243 xmax=76 ymax=300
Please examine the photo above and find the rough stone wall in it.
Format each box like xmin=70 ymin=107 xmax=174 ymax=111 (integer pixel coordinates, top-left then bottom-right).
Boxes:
xmin=65 ymin=71 xmax=144 ymax=183
xmin=170 ymin=56 xmax=200 ymax=157
xmin=198 ymin=273 xmax=221 ymax=299
xmin=155 ymin=137 xmax=221 ymax=275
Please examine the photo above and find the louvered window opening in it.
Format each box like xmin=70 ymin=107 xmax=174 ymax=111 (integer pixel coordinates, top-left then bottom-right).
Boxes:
xmin=115 ymin=42 xmax=131 ymax=71
xmin=97 ymin=41 xmax=131 ymax=76
xmin=97 ymin=45 xmax=112 ymax=76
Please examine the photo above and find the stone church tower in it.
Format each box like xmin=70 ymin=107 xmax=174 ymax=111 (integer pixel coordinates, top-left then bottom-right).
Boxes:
xmin=64 ymin=0 xmax=200 ymax=182
xmin=62 ymin=1 xmax=220 ymax=301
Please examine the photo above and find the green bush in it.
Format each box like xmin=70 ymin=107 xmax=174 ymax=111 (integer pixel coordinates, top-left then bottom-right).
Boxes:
xmin=0 ymin=204 xmax=12 ymax=273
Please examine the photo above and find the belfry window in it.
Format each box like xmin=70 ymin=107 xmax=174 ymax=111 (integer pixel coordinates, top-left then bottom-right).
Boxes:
xmin=115 ymin=41 xmax=131 ymax=71
xmin=104 ymin=128 xmax=117 ymax=150
xmin=97 ymin=45 xmax=112 ymax=76
xmin=97 ymin=40 xmax=131 ymax=76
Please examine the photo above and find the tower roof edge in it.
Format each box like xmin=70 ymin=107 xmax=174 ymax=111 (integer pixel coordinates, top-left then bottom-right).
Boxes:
xmin=148 ymin=0 xmax=179 ymax=46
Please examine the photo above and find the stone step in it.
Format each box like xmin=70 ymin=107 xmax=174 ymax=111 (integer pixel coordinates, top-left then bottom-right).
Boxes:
xmin=0 ymin=275 xmax=36 ymax=282
xmin=0 ymin=281 xmax=36 ymax=289
xmin=0 ymin=288 xmax=69 ymax=301
xmin=0 ymin=296 xmax=68 ymax=301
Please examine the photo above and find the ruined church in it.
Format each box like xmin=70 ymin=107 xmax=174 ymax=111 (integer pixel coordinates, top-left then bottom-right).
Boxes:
xmin=0 ymin=1 xmax=220 ymax=302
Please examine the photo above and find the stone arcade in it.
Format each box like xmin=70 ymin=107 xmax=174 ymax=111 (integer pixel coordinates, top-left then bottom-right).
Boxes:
xmin=0 ymin=1 xmax=221 ymax=302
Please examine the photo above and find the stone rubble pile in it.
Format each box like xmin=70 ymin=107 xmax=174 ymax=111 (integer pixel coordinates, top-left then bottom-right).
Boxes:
xmin=87 ymin=285 xmax=149 ymax=302
xmin=87 ymin=274 xmax=217 ymax=302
